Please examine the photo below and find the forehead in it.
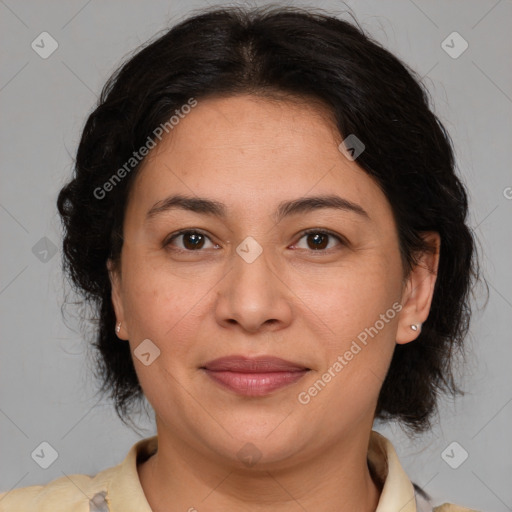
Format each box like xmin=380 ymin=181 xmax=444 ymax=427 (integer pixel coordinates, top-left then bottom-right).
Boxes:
xmin=125 ymin=94 xmax=393 ymax=226
xmin=144 ymin=94 xmax=341 ymax=173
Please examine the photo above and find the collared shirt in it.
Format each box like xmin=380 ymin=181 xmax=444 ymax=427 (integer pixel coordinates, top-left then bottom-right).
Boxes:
xmin=0 ymin=430 xmax=479 ymax=511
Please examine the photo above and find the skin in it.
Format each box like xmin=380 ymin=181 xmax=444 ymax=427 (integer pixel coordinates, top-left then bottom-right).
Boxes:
xmin=108 ymin=94 xmax=440 ymax=512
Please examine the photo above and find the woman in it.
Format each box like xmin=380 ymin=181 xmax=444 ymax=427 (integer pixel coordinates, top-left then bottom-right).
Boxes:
xmin=0 ymin=5 xmax=481 ymax=511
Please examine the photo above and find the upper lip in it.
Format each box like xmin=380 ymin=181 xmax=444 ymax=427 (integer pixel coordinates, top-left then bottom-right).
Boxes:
xmin=202 ymin=356 xmax=309 ymax=373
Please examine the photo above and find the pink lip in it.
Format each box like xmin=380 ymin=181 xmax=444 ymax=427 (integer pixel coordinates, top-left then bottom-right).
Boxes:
xmin=202 ymin=356 xmax=310 ymax=397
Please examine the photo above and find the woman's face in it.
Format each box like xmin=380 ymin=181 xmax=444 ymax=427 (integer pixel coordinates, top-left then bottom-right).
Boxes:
xmin=109 ymin=94 xmax=436 ymax=467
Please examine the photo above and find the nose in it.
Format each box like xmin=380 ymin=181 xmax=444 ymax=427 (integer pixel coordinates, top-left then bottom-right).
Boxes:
xmin=214 ymin=241 xmax=293 ymax=334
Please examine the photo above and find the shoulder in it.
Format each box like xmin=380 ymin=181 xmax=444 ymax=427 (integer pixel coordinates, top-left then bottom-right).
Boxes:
xmin=414 ymin=483 xmax=480 ymax=512
xmin=433 ymin=503 xmax=481 ymax=512
xmin=368 ymin=432 xmax=480 ymax=512
xmin=0 ymin=435 xmax=157 ymax=512
xmin=0 ymin=466 xmax=117 ymax=512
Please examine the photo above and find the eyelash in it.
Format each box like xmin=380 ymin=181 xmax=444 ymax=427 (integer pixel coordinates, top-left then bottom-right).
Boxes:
xmin=163 ymin=228 xmax=346 ymax=253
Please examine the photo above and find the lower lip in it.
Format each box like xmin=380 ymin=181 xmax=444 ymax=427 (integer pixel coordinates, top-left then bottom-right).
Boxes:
xmin=203 ymin=369 xmax=309 ymax=396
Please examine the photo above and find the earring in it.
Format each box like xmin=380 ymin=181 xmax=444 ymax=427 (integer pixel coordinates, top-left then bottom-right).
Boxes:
xmin=115 ymin=322 xmax=121 ymax=334
xmin=411 ymin=324 xmax=419 ymax=331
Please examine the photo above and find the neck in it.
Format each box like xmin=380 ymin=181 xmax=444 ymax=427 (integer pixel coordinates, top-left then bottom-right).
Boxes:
xmin=138 ymin=427 xmax=382 ymax=512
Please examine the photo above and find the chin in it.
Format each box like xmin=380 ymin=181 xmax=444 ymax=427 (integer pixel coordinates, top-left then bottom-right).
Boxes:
xmin=202 ymin=419 xmax=312 ymax=469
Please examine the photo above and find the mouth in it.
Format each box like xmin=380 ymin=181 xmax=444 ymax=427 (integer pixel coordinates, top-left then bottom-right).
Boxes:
xmin=201 ymin=355 xmax=311 ymax=397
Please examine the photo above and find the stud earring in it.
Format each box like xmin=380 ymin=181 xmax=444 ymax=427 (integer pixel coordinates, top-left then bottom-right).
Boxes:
xmin=115 ymin=322 xmax=121 ymax=334
xmin=411 ymin=324 xmax=419 ymax=331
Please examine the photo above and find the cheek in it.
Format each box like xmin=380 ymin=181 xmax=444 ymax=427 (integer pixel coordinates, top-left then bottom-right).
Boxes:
xmin=292 ymin=254 xmax=402 ymax=342
xmin=296 ymin=265 xmax=400 ymax=424
xmin=121 ymin=266 xmax=204 ymax=406
xmin=121 ymin=255 xmax=202 ymax=348
xmin=292 ymin=250 xmax=402 ymax=414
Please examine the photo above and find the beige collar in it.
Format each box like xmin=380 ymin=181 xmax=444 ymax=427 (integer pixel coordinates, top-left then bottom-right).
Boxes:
xmin=105 ymin=430 xmax=418 ymax=511
xmin=107 ymin=430 xmax=416 ymax=512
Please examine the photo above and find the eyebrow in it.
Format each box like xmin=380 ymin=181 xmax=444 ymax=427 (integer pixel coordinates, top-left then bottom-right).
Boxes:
xmin=145 ymin=193 xmax=370 ymax=223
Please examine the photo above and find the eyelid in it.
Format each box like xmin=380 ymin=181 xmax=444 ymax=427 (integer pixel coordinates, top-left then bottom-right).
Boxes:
xmin=164 ymin=229 xmax=218 ymax=250
xmin=292 ymin=228 xmax=347 ymax=251
xmin=164 ymin=228 xmax=346 ymax=252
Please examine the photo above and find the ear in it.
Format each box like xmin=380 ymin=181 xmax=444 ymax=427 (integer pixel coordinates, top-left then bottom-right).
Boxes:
xmin=107 ymin=258 xmax=128 ymax=340
xmin=396 ymin=232 xmax=440 ymax=345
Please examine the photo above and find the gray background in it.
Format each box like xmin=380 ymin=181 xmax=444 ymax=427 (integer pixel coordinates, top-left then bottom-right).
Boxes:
xmin=1 ymin=0 xmax=511 ymax=510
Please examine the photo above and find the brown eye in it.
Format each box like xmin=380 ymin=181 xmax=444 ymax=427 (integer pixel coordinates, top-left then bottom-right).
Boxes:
xmin=165 ymin=230 xmax=217 ymax=251
xmin=182 ymin=232 xmax=205 ymax=250
xmin=293 ymin=230 xmax=344 ymax=251
xmin=306 ymin=232 xmax=328 ymax=250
